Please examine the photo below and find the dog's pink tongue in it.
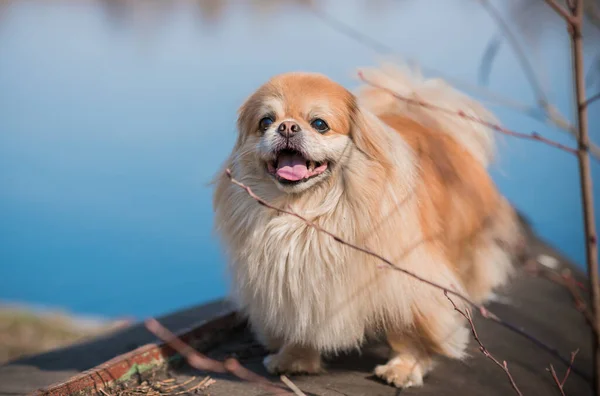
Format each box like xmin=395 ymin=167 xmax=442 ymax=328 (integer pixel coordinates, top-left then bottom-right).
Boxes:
xmin=276 ymin=153 xmax=308 ymax=181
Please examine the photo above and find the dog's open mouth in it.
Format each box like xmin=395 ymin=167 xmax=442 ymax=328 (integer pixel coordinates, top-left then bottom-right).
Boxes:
xmin=266 ymin=149 xmax=328 ymax=184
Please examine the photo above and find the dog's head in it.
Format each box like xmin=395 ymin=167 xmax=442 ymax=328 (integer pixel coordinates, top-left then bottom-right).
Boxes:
xmin=234 ymin=72 xmax=389 ymax=194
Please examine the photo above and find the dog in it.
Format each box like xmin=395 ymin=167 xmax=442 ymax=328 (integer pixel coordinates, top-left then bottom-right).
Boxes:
xmin=212 ymin=64 xmax=523 ymax=388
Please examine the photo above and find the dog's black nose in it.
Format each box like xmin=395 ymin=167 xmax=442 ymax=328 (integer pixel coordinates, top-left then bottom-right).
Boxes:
xmin=277 ymin=121 xmax=300 ymax=137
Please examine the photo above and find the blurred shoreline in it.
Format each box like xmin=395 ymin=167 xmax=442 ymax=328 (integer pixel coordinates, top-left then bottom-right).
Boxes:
xmin=0 ymin=302 xmax=132 ymax=364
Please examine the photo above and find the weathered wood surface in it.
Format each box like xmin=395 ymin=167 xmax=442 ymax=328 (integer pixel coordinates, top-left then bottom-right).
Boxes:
xmin=0 ymin=219 xmax=594 ymax=396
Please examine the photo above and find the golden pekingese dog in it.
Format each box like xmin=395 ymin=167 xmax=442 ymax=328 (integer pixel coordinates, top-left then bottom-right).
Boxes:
xmin=212 ymin=64 xmax=522 ymax=388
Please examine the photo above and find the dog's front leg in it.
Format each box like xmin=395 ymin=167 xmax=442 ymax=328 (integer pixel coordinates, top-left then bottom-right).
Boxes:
xmin=374 ymin=333 xmax=434 ymax=388
xmin=263 ymin=343 xmax=325 ymax=375
xmin=375 ymin=298 xmax=469 ymax=388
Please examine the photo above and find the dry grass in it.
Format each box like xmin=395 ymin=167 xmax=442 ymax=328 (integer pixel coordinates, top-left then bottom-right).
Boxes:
xmin=101 ymin=375 xmax=216 ymax=396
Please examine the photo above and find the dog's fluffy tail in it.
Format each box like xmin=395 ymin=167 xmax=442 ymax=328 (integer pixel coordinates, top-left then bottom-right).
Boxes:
xmin=355 ymin=63 xmax=497 ymax=168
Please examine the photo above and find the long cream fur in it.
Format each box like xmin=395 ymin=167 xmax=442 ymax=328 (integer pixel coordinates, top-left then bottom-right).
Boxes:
xmin=212 ymin=64 xmax=522 ymax=388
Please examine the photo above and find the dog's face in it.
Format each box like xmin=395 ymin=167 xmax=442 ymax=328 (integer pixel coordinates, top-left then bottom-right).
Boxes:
xmin=236 ymin=73 xmax=360 ymax=194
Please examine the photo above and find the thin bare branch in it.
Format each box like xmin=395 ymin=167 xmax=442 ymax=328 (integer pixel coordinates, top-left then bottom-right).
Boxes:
xmin=526 ymin=257 xmax=597 ymax=336
xmin=562 ymin=349 xmax=580 ymax=387
xmin=567 ymin=0 xmax=600 ymax=394
xmin=357 ymin=72 xmax=578 ymax=155
xmin=144 ymin=318 xmax=300 ymax=396
xmin=445 ymin=292 xmax=523 ymax=396
xmin=312 ymin=0 xmax=600 ymax=159
xmin=226 ymin=171 xmax=586 ymax=378
xmin=477 ymin=0 xmax=581 ymax=139
xmin=478 ymin=34 xmax=502 ymax=87
xmin=478 ymin=0 xmax=549 ymax=106
xmin=585 ymin=92 xmax=600 ymax=108
xmin=562 ymin=270 xmax=599 ymax=335
xmin=550 ymin=364 xmax=568 ymax=396
xmin=544 ymin=0 xmax=578 ymax=24
xmin=280 ymin=376 xmax=307 ymax=396
xmin=309 ymin=4 xmax=576 ymax=133
xmin=549 ymin=348 xmax=579 ymax=396
xmin=227 ymin=170 xmax=479 ymax=309
xmin=309 ymin=5 xmax=392 ymax=55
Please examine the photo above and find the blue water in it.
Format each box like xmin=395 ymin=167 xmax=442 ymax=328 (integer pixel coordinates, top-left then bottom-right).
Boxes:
xmin=1 ymin=0 xmax=599 ymax=319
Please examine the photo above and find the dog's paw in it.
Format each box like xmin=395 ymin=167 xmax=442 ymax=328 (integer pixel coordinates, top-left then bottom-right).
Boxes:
xmin=374 ymin=358 xmax=425 ymax=389
xmin=263 ymin=349 xmax=325 ymax=375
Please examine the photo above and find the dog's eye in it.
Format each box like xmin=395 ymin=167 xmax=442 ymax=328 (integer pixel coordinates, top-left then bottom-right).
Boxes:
xmin=259 ymin=117 xmax=274 ymax=131
xmin=311 ymin=118 xmax=329 ymax=133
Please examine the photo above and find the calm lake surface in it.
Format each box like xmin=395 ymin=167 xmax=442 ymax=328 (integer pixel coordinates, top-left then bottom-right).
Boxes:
xmin=1 ymin=0 xmax=599 ymax=319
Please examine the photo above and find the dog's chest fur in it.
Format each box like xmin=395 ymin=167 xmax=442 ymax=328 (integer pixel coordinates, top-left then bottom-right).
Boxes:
xmin=219 ymin=180 xmax=422 ymax=352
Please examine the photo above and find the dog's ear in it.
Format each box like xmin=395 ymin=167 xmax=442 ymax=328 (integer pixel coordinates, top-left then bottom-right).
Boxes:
xmin=349 ymin=100 xmax=392 ymax=166
xmin=236 ymin=86 xmax=273 ymax=152
xmin=233 ymin=95 xmax=257 ymax=151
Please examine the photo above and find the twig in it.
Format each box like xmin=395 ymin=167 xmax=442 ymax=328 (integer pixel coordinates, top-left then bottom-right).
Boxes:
xmin=444 ymin=292 xmax=523 ymax=396
xmin=526 ymin=257 xmax=597 ymax=335
xmin=566 ymin=1 xmax=600 ymax=394
xmin=226 ymin=171 xmax=587 ymax=378
xmin=548 ymin=349 xmax=579 ymax=396
xmin=311 ymin=0 xmax=600 ymax=160
xmin=280 ymin=376 xmax=307 ymax=396
xmin=562 ymin=270 xmax=599 ymax=335
xmin=522 ymin=255 xmax=588 ymax=291
xmin=563 ymin=349 xmax=580 ymax=387
xmin=550 ymin=365 xmax=568 ymax=396
xmin=310 ymin=0 xmax=600 ymax=161
xmin=544 ymin=0 xmax=578 ymax=24
xmin=162 ymin=376 xmax=196 ymax=392
xmin=309 ymin=3 xmax=578 ymax=134
xmin=478 ymin=34 xmax=502 ymax=87
xmin=478 ymin=0 xmax=549 ymax=108
xmin=309 ymin=6 xmax=392 ymax=55
xmin=227 ymin=170 xmax=479 ymax=309
xmin=169 ymin=377 xmax=215 ymax=396
xmin=585 ymin=92 xmax=600 ymax=108
xmin=144 ymin=318 xmax=300 ymax=396
xmin=357 ymin=71 xmax=578 ymax=155
xmin=476 ymin=0 xmax=582 ymax=141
